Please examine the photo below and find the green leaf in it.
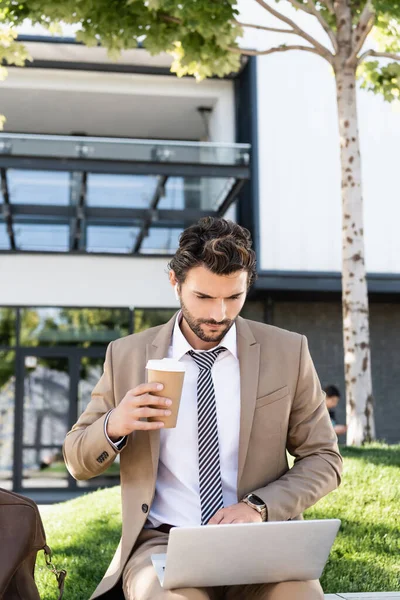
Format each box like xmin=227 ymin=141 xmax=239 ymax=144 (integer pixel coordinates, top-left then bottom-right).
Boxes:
xmin=358 ymin=59 xmax=400 ymax=102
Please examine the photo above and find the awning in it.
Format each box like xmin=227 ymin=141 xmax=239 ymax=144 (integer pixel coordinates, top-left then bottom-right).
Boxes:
xmin=0 ymin=134 xmax=250 ymax=255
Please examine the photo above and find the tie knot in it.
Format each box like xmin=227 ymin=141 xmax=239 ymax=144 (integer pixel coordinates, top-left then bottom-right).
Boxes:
xmin=188 ymin=347 xmax=226 ymax=370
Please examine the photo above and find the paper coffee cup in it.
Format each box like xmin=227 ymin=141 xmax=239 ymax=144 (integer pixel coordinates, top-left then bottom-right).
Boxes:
xmin=146 ymin=358 xmax=185 ymax=428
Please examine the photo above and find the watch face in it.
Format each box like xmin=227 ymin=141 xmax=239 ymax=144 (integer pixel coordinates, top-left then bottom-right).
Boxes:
xmin=248 ymin=494 xmax=264 ymax=506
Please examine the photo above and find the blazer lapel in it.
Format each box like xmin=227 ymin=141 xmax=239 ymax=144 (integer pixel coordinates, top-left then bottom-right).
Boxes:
xmin=146 ymin=313 xmax=179 ymax=477
xmin=236 ymin=317 xmax=260 ymax=494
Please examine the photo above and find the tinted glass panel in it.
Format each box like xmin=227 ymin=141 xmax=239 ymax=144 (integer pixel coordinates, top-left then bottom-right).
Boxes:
xmin=14 ymin=224 xmax=69 ymax=251
xmin=0 ymin=351 xmax=15 ymax=489
xmin=8 ymin=170 xmax=70 ymax=205
xmin=0 ymin=221 xmax=10 ymax=250
xmin=86 ymin=225 xmax=140 ymax=253
xmin=23 ymin=447 xmax=67 ymax=488
xmin=0 ymin=134 xmax=250 ymax=166
xmin=21 ymin=354 xmax=70 ymax=488
xmin=78 ymin=356 xmax=104 ymax=417
xmin=20 ymin=307 xmax=130 ymax=347
xmin=134 ymin=309 xmax=176 ymax=333
xmin=140 ymin=228 xmax=182 ymax=254
xmin=0 ymin=308 xmax=17 ymax=346
xmin=87 ymin=174 xmax=158 ymax=208
xmin=158 ymin=177 xmax=235 ymax=211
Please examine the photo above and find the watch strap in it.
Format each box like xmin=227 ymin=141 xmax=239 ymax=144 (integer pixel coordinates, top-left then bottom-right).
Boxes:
xmin=241 ymin=493 xmax=268 ymax=522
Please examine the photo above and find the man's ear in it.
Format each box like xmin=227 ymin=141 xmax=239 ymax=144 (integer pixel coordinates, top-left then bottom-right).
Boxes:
xmin=169 ymin=270 xmax=178 ymax=287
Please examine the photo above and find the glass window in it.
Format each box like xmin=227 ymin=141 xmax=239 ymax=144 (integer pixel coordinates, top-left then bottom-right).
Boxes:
xmin=8 ymin=170 xmax=70 ymax=205
xmin=78 ymin=356 xmax=104 ymax=416
xmin=140 ymin=228 xmax=182 ymax=255
xmin=134 ymin=309 xmax=177 ymax=333
xmin=0 ymin=351 xmax=15 ymax=489
xmin=240 ymin=301 xmax=265 ymax=323
xmin=86 ymin=225 xmax=140 ymax=254
xmin=157 ymin=177 xmax=185 ymax=210
xmin=21 ymin=354 xmax=69 ymax=489
xmin=20 ymin=307 xmax=131 ymax=347
xmin=85 ymin=175 xmax=235 ymax=212
xmin=14 ymin=224 xmax=69 ymax=252
xmin=22 ymin=447 xmax=68 ymax=489
xmin=0 ymin=221 xmax=10 ymax=250
xmin=22 ymin=355 xmax=70 ymax=447
xmin=87 ymin=174 xmax=158 ymax=208
xmin=158 ymin=177 xmax=235 ymax=211
xmin=0 ymin=308 xmax=17 ymax=347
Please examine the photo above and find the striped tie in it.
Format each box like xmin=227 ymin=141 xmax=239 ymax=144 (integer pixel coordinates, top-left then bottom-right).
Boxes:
xmin=188 ymin=347 xmax=226 ymax=526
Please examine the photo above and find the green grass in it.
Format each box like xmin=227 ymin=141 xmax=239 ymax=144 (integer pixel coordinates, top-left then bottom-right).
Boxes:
xmin=36 ymin=443 xmax=400 ymax=599
xmin=36 ymin=487 xmax=122 ymax=600
xmin=305 ymin=443 xmax=400 ymax=594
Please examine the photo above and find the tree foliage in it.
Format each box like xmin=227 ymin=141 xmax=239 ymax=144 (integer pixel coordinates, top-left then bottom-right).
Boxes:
xmin=269 ymin=1 xmax=400 ymax=97
xmin=0 ymin=11 xmax=30 ymax=128
xmin=0 ymin=0 xmax=242 ymax=79
xmin=1 ymin=1 xmax=399 ymax=95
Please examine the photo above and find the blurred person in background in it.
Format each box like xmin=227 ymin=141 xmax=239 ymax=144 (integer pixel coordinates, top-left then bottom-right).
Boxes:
xmin=324 ymin=385 xmax=347 ymax=436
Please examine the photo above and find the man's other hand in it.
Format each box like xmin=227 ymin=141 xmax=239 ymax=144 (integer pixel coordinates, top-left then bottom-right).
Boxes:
xmin=207 ymin=502 xmax=262 ymax=525
xmin=334 ymin=424 xmax=347 ymax=435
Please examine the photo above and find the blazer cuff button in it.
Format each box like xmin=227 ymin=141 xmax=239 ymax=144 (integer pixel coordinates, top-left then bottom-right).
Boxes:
xmin=142 ymin=503 xmax=149 ymax=513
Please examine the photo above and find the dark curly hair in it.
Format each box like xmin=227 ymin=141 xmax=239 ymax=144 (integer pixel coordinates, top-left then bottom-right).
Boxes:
xmin=324 ymin=385 xmax=341 ymax=398
xmin=168 ymin=217 xmax=257 ymax=289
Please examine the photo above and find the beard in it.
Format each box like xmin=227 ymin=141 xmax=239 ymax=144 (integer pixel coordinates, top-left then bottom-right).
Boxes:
xmin=179 ymin=297 xmax=236 ymax=343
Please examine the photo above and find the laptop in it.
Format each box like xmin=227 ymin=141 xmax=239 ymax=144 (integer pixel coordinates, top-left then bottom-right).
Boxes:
xmin=151 ymin=519 xmax=340 ymax=589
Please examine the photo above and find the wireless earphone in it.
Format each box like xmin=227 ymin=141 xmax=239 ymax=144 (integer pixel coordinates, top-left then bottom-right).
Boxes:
xmin=174 ymin=283 xmax=180 ymax=300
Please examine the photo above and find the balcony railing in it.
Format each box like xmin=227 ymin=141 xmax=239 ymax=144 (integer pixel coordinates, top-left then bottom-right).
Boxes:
xmin=0 ymin=134 xmax=251 ymax=255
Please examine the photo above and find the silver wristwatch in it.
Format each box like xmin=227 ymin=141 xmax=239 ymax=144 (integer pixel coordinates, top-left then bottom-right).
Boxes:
xmin=241 ymin=493 xmax=267 ymax=522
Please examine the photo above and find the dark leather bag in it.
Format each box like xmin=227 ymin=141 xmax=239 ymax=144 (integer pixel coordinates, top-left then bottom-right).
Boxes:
xmin=0 ymin=488 xmax=66 ymax=600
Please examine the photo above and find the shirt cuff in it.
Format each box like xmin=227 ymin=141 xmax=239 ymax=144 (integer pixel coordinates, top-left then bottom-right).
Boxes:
xmin=104 ymin=409 xmax=126 ymax=452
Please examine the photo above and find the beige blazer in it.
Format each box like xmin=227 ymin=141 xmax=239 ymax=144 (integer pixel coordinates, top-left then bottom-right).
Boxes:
xmin=63 ymin=313 xmax=342 ymax=599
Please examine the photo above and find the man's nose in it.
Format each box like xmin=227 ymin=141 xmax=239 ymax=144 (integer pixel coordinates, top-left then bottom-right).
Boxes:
xmin=209 ymin=300 xmax=227 ymax=322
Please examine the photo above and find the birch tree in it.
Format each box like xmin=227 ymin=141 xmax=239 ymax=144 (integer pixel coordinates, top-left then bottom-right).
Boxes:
xmin=233 ymin=0 xmax=400 ymax=446
xmin=2 ymin=0 xmax=400 ymax=445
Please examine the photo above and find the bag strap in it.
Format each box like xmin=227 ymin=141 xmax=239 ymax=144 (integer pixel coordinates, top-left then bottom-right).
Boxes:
xmin=44 ymin=545 xmax=67 ymax=600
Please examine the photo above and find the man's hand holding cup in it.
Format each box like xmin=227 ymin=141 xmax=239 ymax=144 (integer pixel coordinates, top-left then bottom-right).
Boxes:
xmin=106 ymin=382 xmax=172 ymax=441
xmin=107 ymin=358 xmax=186 ymax=441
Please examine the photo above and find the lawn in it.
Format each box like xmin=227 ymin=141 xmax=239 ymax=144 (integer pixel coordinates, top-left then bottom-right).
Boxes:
xmin=36 ymin=443 xmax=400 ymax=599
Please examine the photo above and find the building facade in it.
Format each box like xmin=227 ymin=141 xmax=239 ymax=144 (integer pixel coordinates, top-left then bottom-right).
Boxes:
xmin=0 ymin=9 xmax=399 ymax=498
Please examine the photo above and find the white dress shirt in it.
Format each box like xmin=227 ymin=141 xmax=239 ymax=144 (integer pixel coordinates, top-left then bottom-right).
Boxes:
xmin=148 ymin=312 xmax=241 ymax=527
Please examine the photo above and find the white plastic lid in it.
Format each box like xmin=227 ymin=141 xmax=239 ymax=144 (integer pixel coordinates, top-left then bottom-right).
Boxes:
xmin=146 ymin=358 xmax=186 ymax=372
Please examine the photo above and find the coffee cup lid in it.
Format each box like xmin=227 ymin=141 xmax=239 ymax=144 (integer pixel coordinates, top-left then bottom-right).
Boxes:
xmin=146 ymin=358 xmax=185 ymax=372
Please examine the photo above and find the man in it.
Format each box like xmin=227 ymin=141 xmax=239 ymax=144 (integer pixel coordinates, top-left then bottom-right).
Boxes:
xmin=63 ymin=217 xmax=342 ymax=600
xmin=324 ymin=384 xmax=348 ymax=436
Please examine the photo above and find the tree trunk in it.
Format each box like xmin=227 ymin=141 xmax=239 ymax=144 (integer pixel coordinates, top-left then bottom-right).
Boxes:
xmin=335 ymin=64 xmax=375 ymax=445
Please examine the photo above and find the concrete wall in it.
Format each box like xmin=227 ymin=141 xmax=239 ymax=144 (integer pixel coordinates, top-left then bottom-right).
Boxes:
xmin=272 ymin=300 xmax=400 ymax=444
xmin=0 ymin=254 xmax=180 ymax=308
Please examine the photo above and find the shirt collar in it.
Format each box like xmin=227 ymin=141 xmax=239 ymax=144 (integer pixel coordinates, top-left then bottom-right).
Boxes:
xmin=172 ymin=310 xmax=238 ymax=361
